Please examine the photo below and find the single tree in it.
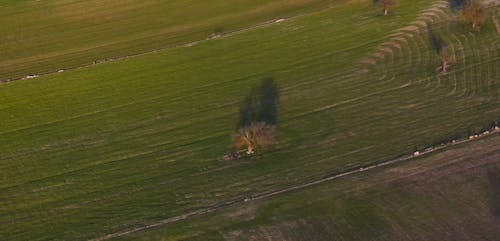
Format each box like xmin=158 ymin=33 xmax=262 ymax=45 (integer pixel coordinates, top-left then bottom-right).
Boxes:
xmin=428 ymin=26 xmax=454 ymax=73
xmin=232 ymin=122 xmax=274 ymax=155
xmin=231 ymin=79 xmax=279 ymax=157
xmin=459 ymin=0 xmax=488 ymax=31
xmin=374 ymin=0 xmax=396 ymax=16
xmin=438 ymin=47 xmax=454 ymax=73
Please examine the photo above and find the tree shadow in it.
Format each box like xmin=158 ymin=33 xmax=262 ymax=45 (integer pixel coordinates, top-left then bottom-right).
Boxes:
xmin=238 ymin=78 xmax=279 ymax=129
xmin=428 ymin=24 xmax=444 ymax=54
xmin=448 ymin=0 xmax=468 ymax=12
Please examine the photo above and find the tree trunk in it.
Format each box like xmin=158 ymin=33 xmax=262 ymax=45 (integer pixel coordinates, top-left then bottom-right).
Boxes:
xmin=246 ymin=145 xmax=254 ymax=155
xmin=384 ymin=8 xmax=388 ymax=16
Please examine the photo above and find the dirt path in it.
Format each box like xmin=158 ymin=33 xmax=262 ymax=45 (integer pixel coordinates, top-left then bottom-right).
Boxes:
xmin=91 ymin=126 xmax=500 ymax=241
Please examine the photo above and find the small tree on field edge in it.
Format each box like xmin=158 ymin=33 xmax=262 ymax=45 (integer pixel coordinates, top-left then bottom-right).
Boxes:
xmin=374 ymin=0 xmax=396 ymax=16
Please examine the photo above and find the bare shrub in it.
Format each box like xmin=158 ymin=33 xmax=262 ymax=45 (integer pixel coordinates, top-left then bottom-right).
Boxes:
xmin=232 ymin=122 xmax=274 ymax=155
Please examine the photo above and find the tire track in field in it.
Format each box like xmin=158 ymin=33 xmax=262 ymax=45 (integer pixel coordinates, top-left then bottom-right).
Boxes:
xmin=292 ymin=81 xmax=412 ymax=119
xmin=91 ymin=127 xmax=500 ymax=241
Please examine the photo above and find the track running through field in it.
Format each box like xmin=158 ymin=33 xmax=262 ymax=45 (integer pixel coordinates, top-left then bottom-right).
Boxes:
xmin=92 ymin=126 xmax=500 ymax=241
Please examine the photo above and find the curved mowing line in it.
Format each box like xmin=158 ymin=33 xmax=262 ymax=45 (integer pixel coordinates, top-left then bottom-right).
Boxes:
xmin=91 ymin=128 xmax=500 ymax=241
xmin=367 ymin=1 xmax=500 ymax=99
xmin=362 ymin=0 xmax=449 ymax=68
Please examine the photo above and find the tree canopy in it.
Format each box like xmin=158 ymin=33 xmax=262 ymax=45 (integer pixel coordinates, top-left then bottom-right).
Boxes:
xmin=459 ymin=0 xmax=488 ymax=31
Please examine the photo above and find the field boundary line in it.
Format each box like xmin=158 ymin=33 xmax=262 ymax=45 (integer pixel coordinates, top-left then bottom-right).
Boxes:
xmin=91 ymin=126 xmax=500 ymax=240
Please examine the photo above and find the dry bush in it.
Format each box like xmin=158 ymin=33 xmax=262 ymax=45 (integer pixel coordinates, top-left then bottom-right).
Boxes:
xmin=232 ymin=122 xmax=274 ymax=155
xmin=460 ymin=0 xmax=488 ymax=31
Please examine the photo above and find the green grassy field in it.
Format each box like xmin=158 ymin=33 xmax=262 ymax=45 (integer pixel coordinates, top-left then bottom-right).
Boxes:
xmin=0 ymin=0 xmax=334 ymax=81
xmin=123 ymin=133 xmax=500 ymax=241
xmin=1 ymin=0 xmax=499 ymax=240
